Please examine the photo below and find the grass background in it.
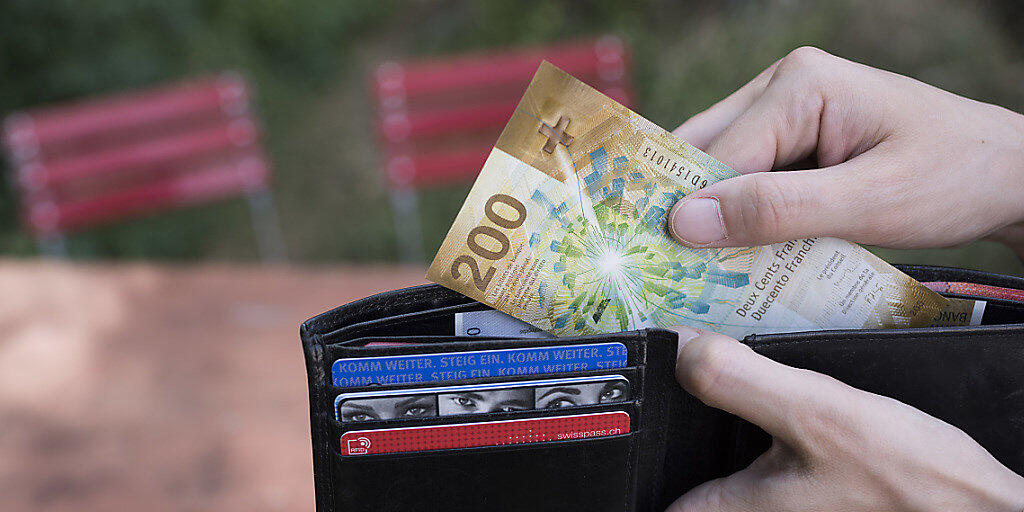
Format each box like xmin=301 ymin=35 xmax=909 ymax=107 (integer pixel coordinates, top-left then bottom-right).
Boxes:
xmin=1 ymin=0 xmax=1022 ymax=275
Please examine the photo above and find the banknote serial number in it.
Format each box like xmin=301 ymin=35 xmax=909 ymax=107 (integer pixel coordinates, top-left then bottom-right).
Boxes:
xmin=638 ymin=138 xmax=708 ymax=189
xmin=450 ymin=194 xmax=526 ymax=291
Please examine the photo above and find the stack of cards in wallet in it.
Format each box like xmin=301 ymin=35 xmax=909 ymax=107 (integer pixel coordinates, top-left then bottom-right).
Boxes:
xmin=331 ymin=342 xmax=635 ymax=456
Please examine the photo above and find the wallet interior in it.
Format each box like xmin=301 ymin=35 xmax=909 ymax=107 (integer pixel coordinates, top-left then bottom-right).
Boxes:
xmin=300 ymin=264 xmax=1024 ymax=512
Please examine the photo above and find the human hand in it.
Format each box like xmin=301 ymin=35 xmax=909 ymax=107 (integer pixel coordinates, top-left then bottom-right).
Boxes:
xmin=667 ymin=327 xmax=1024 ymax=512
xmin=667 ymin=47 xmax=1024 ymax=259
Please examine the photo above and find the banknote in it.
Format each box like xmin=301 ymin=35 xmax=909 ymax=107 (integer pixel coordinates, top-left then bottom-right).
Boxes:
xmin=455 ymin=310 xmax=554 ymax=338
xmin=929 ymin=297 xmax=986 ymax=327
xmin=427 ymin=62 xmax=948 ymax=338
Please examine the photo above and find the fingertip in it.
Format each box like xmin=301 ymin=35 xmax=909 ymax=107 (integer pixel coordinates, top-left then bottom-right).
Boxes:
xmin=673 ymin=331 xmax=744 ymax=393
xmin=669 ymin=326 xmax=702 ymax=359
xmin=667 ymin=196 xmax=727 ymax=247
xmin=674 ymin=330 xmax=829 ymax=443
xmin=671 ymin=120 xmax=715 ymax=151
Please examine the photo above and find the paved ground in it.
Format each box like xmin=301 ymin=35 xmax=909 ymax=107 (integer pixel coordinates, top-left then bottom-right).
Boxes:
xmin=0 ymin=260 xmax=428 ymax=512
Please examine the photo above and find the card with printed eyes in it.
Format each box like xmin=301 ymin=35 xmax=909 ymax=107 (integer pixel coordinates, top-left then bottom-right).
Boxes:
xmin=334 ymin=375 xmax=630 ymax=423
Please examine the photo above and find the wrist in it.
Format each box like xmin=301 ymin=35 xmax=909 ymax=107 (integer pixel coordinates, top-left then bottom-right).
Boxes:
xmin=987 ymin=108 xmax=1024 ymax=257
xmin=1009 ymin=109 xmax=1024 ymax=225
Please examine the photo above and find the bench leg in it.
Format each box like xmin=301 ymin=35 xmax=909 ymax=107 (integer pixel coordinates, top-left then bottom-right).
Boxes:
xmin=37 ymin=234 xmax=69 ymax=258
xmin=246 ymin=188 xmax=288 ymax=263
xmin=390 ymin=186 xmax=425 ymax=264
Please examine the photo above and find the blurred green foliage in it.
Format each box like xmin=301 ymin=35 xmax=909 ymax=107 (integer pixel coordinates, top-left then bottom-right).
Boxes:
xmin=0 ymin=0 xmax=394 ymax=257
xmin=1 ymin=0 xmax=1022 ymax=275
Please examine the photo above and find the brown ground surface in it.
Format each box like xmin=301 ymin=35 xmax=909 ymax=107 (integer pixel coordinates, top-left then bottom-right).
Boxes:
xmin=0 ymin=260 xmax=428 ymax=512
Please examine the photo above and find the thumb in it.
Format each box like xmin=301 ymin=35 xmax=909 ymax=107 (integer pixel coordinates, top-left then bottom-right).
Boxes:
xmin=671 ymin=327 xmax=839 ymax=444
xmin=664 ymin=457 xmax=786 ymax=512
xmin=665 ymin=442 xmax=803 ymax=511
xmin=667 ymin=48 xmax=885 ymax=248
xmin=664 ymin=471 xmax=762 ymax=512
xmin=666 ymin=158 xmax=872 ymax=247
xmin=667 ymin=327 xmax=828 ymax=511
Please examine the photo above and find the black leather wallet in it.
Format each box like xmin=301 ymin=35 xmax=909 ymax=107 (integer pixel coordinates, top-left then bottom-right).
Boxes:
xmin=300 ymin=264 xmax=1024 ymax=512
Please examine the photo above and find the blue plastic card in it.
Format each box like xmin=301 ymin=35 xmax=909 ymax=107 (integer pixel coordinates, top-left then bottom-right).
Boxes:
xmin=332 ymin=342 xmax=628 ymax=388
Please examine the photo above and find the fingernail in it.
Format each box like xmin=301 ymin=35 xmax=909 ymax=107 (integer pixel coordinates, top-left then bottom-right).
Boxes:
xmin=672 ymin=327 xmax=701 ymax=357
xmin=668 ymin=197 xmax=726 ymax=246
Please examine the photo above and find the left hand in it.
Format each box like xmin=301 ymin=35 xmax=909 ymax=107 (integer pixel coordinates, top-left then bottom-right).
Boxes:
xmin=668 ymin=326 xmax=1024 ymax=512
xmin=665 ymin=47 xmax=1024 ymax=259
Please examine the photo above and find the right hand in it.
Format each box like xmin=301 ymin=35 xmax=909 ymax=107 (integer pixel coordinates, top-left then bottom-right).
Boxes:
xmin=667 ymin=47 xmax=1024 ymax=260
xmin=667 ymin=327 xmax=1024 ymax=512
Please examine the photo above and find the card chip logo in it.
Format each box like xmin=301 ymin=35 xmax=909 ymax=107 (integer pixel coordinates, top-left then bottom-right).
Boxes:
xmin=346 ymin=436 xmax=371 ymax=455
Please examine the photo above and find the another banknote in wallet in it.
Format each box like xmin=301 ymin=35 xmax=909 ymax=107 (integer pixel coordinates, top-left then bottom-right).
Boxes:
xmin=428 ymin=62 xmax=948 ymax=339
xmin=930 ymin=298 xmax=986 ymax=327
xmin=456 ymin=310 xmax=552 ymax=338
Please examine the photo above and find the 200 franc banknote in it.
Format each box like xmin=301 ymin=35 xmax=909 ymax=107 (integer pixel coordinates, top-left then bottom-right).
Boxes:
xmin=428 ymin=62 xmax=948 ymax=339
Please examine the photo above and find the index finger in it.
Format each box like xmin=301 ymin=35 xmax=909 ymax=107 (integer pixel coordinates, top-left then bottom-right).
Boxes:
xmin=671 ymin=59 xmax=781 ymax=150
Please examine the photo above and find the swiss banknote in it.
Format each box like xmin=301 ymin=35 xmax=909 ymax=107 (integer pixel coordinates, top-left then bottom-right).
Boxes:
xmin=428 ymin=62 xmax=948 ymax=338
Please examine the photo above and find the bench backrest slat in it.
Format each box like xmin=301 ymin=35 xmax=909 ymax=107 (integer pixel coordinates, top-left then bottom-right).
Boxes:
xmin=372 ymin=37 xmax=633 ymax=188
xmin=2 ymin=72 xmax=269 ymax=237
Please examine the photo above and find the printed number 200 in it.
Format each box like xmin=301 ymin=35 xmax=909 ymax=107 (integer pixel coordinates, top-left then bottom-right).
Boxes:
xmin=450 ymin=194 xmax=527 ymax=291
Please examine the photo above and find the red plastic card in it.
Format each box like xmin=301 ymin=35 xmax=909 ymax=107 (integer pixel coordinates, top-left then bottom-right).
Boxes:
xmin=340 ymin=411 xmax=630 ymax=456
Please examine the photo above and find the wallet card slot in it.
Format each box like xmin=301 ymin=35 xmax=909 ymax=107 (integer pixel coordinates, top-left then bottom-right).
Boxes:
xmin=329 ymin=335 xmax=496 ymax=348
xmin=979 ymin=299 xmax=1024 ymax=325
xmin=302 ymin=283 xmax=476 ymax=340
xmin=320 ymin=302 xmax=492 ymax=344
xmin=330 ymin=373 xmax=643 ymax=427
xmin=328 ymin=363 xmax=642 ymax=393
xmin=896 ymin=263 xmax=1024 ymax=292
xmin=938 ymin=292 xmax=1024 ymax=307
xmin=326 ymin=431 xmax=638 ymax=512
xmin=326 ymin=333 xmax=646 ymax=364
xmin=325 ymin=333 xmax=554 ymax=352
xmin=897 ymin=263 xmax=1024 ymax=325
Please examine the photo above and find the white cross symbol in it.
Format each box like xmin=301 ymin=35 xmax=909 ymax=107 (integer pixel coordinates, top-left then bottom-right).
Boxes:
xmin=538 ymin=115 xmax=574 ymax=154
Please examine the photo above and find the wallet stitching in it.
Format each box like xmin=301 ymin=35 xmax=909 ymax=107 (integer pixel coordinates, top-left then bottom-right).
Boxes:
xmin=309 ymin=336 xmax=337 ymax=510
xmin=635 ymin=328 xmax=669 ymax=512
xmin=625 ymin=330 xmax=646 ymax=512
xmin=625 ymin=427 xmax=638 ymax=512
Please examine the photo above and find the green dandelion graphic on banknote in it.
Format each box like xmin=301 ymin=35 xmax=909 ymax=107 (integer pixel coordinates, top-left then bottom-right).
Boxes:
xmin=528 ymin=143 xmax=752 ymax=334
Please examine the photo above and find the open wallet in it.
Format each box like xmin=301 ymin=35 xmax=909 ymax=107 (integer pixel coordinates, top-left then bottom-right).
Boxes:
xmin=299 ymin=264 xmax=1024 ymax=512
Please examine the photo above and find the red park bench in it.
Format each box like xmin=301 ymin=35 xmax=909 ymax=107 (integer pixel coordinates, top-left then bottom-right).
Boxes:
xmin=1 ymin=72 xmax=286 ymax=259
xmin=371 ymin=36 xmax=634 ymax=262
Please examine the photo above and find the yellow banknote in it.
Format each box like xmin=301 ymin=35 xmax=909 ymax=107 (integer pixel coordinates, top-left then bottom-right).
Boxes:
xmin=930 ymin=297 xmax=986 ymax=327
xmin=428 ymin=62 xmax=947 ymax=338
